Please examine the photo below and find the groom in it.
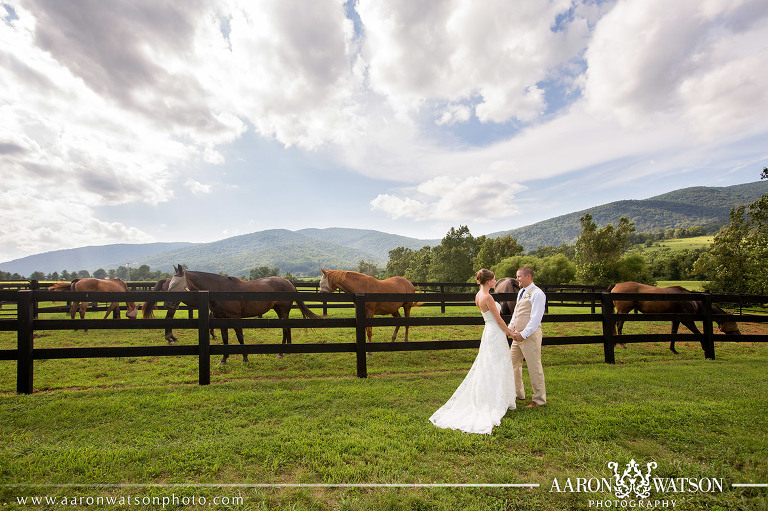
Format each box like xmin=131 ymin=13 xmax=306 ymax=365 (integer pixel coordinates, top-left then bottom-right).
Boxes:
xmin=508 ymin=266 xmax=547 ymax=408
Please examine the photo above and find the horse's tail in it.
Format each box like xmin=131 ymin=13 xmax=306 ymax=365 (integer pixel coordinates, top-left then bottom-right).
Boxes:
xmin=296 ymin=299 xmax=324 ymax=319
xmin=142 ymin=279 xmax=166 ymax=319
xmin=606 ymin=284 xmax=615 ymax=292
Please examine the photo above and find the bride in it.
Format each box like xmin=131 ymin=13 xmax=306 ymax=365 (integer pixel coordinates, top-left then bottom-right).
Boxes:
xmin=429 ymin=269 xmax=517 ymax=435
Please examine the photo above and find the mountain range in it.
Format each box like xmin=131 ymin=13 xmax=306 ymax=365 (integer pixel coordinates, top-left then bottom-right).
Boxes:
xmin=1 ymin=181 xmax=765 ymax=278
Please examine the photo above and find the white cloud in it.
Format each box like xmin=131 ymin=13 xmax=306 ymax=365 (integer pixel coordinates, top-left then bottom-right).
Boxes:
xmin=583 ymin=0 xmax=768 ymax=138
xmin=185 ymin=179 xmax=212 ymax=195
xmin=371 ymin=175 xmax=526 ymax=222
xmin=357 ymin=0 xmax=590 ymax=123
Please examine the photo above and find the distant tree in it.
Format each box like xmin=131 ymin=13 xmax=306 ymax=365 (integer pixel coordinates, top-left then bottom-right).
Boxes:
xmin=494 ymin=254 xmax=576 ymax=285
xmin=60 ymin=270 xmax=71 ymax=281
xmin=527 ymin=244 xmax=576 ymax=259
xmin=249 ymin=267 xmax=280 ymax=280
xmin=76 ymin=270 xmax=91 ymax=278
xmin=429 ymin=226 xmax=477 ymax=283
xmin=132 ymin=265 xmax=151 ymax=280
xmin=357 ymin=260 xmax=382 ymax=277
xmin=574 ymin=213 xmax=638 ymax=287
xmin=696 ymin=194 xmax=768 ymax=294
xmin=404 ymin=246 xmax=433 ymax=283
xmin=762 ymin=167 xmax=767 ymax=180
xmin=384 ymin=247 xmax=414 ymax=278
xmin=474 ymin=235 xmax=524 ymax=270
xmin=93 ymin=268 xmax=108 ymax=279
xmin=47 ymin=271 xmax=60 ymax=281
xmin=29 ymin=271 xmax=45 ymax=281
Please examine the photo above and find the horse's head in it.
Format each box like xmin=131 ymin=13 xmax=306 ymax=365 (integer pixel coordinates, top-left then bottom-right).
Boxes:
xmin=165 ymin=264 xmax=188 ymax=310
xmin=318 ymin=269 xmax=336 ymax=293
xmin=717 ymin=312 xmax=741 ymax=335
xmin=712 ymin=306 xmax=741 ymax=335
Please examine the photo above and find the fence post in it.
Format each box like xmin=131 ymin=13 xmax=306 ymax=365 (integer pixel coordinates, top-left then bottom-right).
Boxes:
xmin=354 ymin=293 xmax=368 ymax=378
xmin=440 ymin=284 xmax=446 ymax=314
xmin=702 ymin=294 xmax=715 ymax=360
xmin=29 ymin=280 xmax=40 ymax=319
xmin=601 ymin=292 xmax=616 ymax=364
xmin=198 ymin=291 xmax=211 ymax=385
xmin=17 ymin=290 xmax=34 ymax=394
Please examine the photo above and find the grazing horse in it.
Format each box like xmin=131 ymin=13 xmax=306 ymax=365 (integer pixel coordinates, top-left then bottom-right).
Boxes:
xmin=610 ymin=281 xmax=741 ymax=355
xmin=318 ymin=269 xmax=421 ymax=344
xmin=142 ymin=277 xmax=216 ymax=344
xmin=167 ymin=265 xmax=323 ymax=363
xmin=49 ymin=278 xmax=138 ymax=327
xmin=493 ymin=277 xmax=521 ymax=316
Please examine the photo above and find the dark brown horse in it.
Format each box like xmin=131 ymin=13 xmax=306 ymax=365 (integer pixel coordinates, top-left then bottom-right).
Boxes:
xmin=610 ymin=281 xmax=741 ymax=354
xmin=318 ymin=269 xmax=421 ymax=344
xmin=493 ymin=277 xmax=521 ymax=316
xmin=142 ymin=277 xmax=216 ymax=344
xmin=49 ymin=278 xmax=138 ymax=323
xmin=168 ymin=265 xmax=323 ymax=363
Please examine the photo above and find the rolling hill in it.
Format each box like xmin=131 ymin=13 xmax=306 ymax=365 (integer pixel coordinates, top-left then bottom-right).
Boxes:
xmin=1 ymin=181 xmax=765 ymax=277
xmin=488 ymin=181 xmax=768 ymax=250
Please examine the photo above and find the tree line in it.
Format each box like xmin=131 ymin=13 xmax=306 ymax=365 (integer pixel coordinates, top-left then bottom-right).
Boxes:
xmin=375 ymin=169 xmax=768 ymax=295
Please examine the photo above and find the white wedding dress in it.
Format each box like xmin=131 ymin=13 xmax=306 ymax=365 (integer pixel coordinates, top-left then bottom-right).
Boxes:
xmin=429 ymin=302 xmax=516 ymax=435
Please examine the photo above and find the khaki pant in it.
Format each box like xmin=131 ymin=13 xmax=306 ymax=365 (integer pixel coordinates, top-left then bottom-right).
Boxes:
xmin=510 ymin=327 xmax=546 ymax=405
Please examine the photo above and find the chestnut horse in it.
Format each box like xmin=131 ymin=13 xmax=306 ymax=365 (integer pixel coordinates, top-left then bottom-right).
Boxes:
xmin=610 ymin=281 xmax=740 ymax=355
xmin=493 ymin=277 xmax=521 ymax=316
xmin=318 ymin=269 xmax=421 ymax=344
xmin=49 ymin=278 xmax=138 ymax=324
xmin=142 ymin=277 xmax=216 ymax=344
xmin=167 ymin=265 xmax=323 ymax=363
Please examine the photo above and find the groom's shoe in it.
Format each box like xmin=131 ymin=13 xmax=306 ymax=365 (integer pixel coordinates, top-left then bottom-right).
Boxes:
xmin=525 ymin=401 xmax=543 ymax=408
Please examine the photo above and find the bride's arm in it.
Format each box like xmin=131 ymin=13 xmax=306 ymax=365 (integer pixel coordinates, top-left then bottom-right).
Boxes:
xmin=485 ymin=294 xmax=514 ymax=336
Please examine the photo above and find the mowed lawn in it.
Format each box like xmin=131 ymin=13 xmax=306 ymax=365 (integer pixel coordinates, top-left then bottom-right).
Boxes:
xmin=0 ymin=302 xmax=766 ymax=510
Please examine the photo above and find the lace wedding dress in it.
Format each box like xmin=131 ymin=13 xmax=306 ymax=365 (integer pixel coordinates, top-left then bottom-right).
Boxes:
xmin=429 ymin=302 xmax=516 ymax=434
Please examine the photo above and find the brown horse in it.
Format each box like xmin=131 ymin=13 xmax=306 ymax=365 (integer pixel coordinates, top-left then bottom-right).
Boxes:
xmin=167 ymin=265 xmax=323 ymax=363
xmin=49 ymin=278 xmax=138 ymax=325
xmin=142 ymin=277 xmax=216 ymax=344
xmin=610 ymin=281 xmax=740 ymax=354
xmin=493 ymin=277 xmax=521 ymax=316
xmin=318 ymin=269 xmax=421 ymax=344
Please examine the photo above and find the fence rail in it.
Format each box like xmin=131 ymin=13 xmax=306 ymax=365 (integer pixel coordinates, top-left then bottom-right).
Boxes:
xmin=0 ymin=288 xmax=766 ymax=394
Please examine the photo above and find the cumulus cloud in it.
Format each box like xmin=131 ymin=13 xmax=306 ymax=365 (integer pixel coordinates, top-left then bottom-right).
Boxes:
xmin=583 ymin=0 xmax=768 ymax=138
xmin=371 ymin=175 xmax=526 ymax=222
xmin=357 ymin=0 xmax=591 ymax=124
xmin=185 ymin=179 xmax=212 ymax=195
xmin=1 ymin=0 xmax=767 ymax=261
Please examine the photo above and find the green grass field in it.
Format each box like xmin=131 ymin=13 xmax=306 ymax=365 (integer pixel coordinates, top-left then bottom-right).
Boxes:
xmin=0 ymin=302 xmax=766 ymax=510
xmin=637 ymin=236 xmax=714 ymax=253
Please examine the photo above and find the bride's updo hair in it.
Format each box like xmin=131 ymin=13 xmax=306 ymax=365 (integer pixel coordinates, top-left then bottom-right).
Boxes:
xmin=475 ymin=268 xmax=495 ymax=285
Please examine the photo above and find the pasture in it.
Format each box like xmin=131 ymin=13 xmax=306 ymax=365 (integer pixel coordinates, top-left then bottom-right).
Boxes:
xmin=0 ymin=301 xmax=766 ymax=510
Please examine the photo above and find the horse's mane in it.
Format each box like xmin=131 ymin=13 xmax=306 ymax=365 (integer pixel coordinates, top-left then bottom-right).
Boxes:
xmin=325 ymin=270 xmax=349 ymax=287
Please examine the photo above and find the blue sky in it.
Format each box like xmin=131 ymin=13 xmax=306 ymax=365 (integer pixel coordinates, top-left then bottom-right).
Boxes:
xmin=1 ymin=0 xmax=767 ymax=263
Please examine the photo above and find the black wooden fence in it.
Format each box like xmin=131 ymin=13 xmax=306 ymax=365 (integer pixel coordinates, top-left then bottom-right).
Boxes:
xmin=0 ymin=288 xmax=766 ymax=394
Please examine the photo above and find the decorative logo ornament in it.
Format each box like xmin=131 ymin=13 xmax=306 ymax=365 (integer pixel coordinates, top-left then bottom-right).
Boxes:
xmin=608 ymin=459 xmax=658 ymax=499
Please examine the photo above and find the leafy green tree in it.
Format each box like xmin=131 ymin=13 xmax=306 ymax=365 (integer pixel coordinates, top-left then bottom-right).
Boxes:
xmin=249 ymin=266 xmax=280 ymax=280
xmin=93 ymin=269 xmax=108 ymax=279
xmin=696 ymin=193 xmax=768 ymax=294
xmin=493 ymin=254 xmax=576 ymax=285
xmin=528 ymin=244 xmax=576 ymax=259
xmin=428 ymin=226 xmax=477 ymax=283
xmin=385 ymin=247 xmax=414 ymax=277
xmin=29 ymin=271 xmax=45 ymax=281
xmin=357 ymin=260 xmax=381 ymax=277
xmin=474 ymin=235 xmax=524 ymax=270
xmin=404 ymin=246 xmax=433 ymax=283
xmin=574 ymin=213 xmax=637 ymax=287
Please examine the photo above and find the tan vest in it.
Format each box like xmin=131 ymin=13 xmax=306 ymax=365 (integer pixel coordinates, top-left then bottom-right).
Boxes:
xmin=512 ymin=288 xmax=534 ymax=332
